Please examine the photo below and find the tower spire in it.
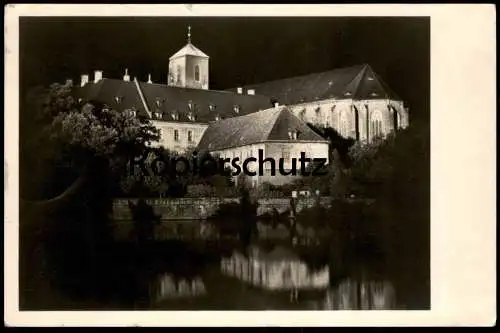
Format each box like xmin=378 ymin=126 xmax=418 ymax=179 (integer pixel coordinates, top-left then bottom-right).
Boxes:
xmin=187 ymin=25 xmax=191 ymax=44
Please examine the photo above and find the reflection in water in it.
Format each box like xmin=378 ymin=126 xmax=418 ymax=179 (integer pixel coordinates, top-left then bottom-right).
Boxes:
xmin=322 ymin=279 xmax=396 ymax=310
xmin=151 ymin=274 xmax=206 ymax=302
xmin=221 ymin=245 xmax=329 ymax=291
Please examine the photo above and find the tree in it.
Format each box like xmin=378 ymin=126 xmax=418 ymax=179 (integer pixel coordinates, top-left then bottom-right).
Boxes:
xmin=19 ymin=82 xmax=160 ymax=306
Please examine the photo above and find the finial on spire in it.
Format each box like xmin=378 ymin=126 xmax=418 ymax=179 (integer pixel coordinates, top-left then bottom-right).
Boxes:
xmin=187 ymin=25 xmax=191 ymax=44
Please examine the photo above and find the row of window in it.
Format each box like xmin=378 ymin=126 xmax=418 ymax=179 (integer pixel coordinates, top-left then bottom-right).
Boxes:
xmin=173 ymin=129 xmax=194 ymax=143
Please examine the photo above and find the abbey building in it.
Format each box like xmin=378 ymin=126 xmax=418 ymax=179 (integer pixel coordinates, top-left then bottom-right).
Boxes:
xmin=74 ymin=28 xmax=409 ymax=186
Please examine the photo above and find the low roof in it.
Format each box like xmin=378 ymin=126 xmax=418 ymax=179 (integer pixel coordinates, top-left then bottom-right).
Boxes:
xmin=197 ymin=106 xmax=328 ymax=151
xmin=227 ymin=63 xmax=400 ymax=105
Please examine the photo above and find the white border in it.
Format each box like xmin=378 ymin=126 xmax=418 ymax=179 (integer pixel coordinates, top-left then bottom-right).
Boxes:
xmin=4 ymin=4 xmax=497 ymax=327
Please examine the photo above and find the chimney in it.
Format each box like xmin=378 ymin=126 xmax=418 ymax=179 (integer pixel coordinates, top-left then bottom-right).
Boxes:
xmin=147 ymin=74 xmax=153 ymax=84
xmin=94 ymin=70 xmax=103 ymax=83
xmin=274 ymin=102 xmax=279 ymax=108
xmin=123 ymin=68 xmax=130 ymax=82
xmin=247 ymin=89 xmax=255 ymax=95
xmin=237 ymin=87 xmax=243 ymax=94
xmin=65 ymin=79 xmax=73 ymax=87
xmin=80 ymin=74 xmax=89 ymax=87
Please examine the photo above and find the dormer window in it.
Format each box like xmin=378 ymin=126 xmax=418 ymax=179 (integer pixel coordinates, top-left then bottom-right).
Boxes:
xmin=367 ymin=77 xmax=374 ymax=81
xmin=187 ymin=112 xmax=196 ymax=122
xmin=155 ymin=98 xmax=165 ymax=107
xmin=78 ymin=98 xmax=82 ymax=103
xmin=370 ymin=92 xmax=378 ymax=97
xmin=171 ymin=112 xmax=179 ymax=121
xmin=214 ymin=114 xmax=221 ymax=121
xmin=288 ymin=130 xmax=299 ymax=140
xmin=233 ymin=105 xmax=241 ymax=114
xmin=299 ymin=108 xmax=306 ymax=120
xmin=344 ymin=92 xmax=352 ymax=97
xmin=154 ymin=111 xmax=162 ymax=119
xmin=115 ymin=96 xmax=123 ymax=104
xmin=209 ymin=103 xmax=216 ymax=112
xmin=127 ymin=109 xmax=136 ymax=117
xmin=188 ymin=100 xmax=193 ymax=110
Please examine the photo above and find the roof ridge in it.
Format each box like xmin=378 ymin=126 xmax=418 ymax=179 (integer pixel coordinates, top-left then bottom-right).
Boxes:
xmin=262 ymin=107 xmax=287 ymax=140
xmin=232 ymin=63 xmax=367 ymax=89
xmin=367 ymin=65 xmax=401 ymax=101
xmin=350 ymin=64 xmax=369 ymax=98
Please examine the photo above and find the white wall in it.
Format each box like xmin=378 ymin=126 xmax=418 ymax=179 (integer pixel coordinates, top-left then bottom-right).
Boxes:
xmin=151 ymin=120 xmax=208 ymax=153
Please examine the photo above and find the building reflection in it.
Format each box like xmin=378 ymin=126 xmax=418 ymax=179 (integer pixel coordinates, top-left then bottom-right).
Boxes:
xmin=152 ymin=274 xmax=206 ymax=301
xmin=220 ymin=245 xmax=329 ymax=291
xmin=322 ymin=279 xmax=396 ymax=310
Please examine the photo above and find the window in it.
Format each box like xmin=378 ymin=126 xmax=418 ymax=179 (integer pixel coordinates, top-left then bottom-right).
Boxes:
xmin=176 ymin=65 xmax=181 ymax=83
xmin=288 ymin=130 xmax=298 ymax=140
xmin=233 ymin=105 xmax=241 ymax=114
xmin=115 ymin=96 xmax=123 ymax=104
xmin=194 ymin=65 xmax=200 ymax=81
xmin=155 ymin=111 xmax=162 ymax=119
xmin=187 ymin=112 xmax=195 ymax=121
xmin=171 ymin=112 xmax=179 ymax=121
xmin=370 ymin=111 xmax=384 ymax=139
xmin=174 ymin=129 xmax=179 ymax=141
xmin=282 ymin=149 xmax=290 ymax=162
xmin=155 ymin=98 xmax=164 ymax=107
xmin=209 ymin=103 xmax=216 ymax=112
xmin=339 ymin=111 xmax=349 ymax=137
xmin=299 ymin=108 xmax=306 ymax=120
xmin=214 ymin=114 xmax=220 ymax=121
xmin=188 ymin=130 xmax=193 ymax=142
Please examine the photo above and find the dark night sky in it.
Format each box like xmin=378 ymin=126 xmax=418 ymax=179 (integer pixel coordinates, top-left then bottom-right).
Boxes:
xmin=20 ymin=17 xmax=430 ymax=123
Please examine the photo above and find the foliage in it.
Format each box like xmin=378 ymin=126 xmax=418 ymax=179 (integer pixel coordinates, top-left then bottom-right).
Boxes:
xmin=20 ymin=82 xmax=160 ymax=200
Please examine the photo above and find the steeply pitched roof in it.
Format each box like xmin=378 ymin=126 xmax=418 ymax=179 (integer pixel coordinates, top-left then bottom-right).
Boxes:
xmin=74 ymin=78 xmax=272 ymax=123
xmin=227 ymin=64 xmax=400 ymax=104
xmin=74 ymin=79 xmax=149 ymax=117
xmin=197 ymin=106 xmax=328 ymax=151
xmin=169 ymin=42 xmax=209 ymax=60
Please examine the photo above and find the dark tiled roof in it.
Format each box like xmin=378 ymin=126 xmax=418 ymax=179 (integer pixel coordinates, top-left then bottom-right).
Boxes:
xmin=197 ymin=107 xmax=328 ymax=151
xmin=227 ymin=64 xmax=400 ymax=104
xmin=138 ymin=81 xmax=272 ymax=123
xmin=74 ymin=79 xmax=149 ymax=117
xmin=74 ymin=78 xmax=272 ymax=123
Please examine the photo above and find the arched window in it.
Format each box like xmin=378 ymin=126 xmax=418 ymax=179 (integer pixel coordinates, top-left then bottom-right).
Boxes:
xmin=194 ymin=65 xmax=200 ymax=82
xmin=176 ymin=65 xmax=182 ymax=83
xmin=371 ymin=110 xmax=384 ymax=139
xmin=339 ymin=110 xmax=349 ymax=138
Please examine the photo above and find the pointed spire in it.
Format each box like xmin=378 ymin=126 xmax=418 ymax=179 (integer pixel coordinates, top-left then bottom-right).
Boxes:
xmin=187 ymin=25 xmax=191 ymax=44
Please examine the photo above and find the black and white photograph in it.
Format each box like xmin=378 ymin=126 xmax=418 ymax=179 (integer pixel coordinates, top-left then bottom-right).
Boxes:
xmin=4 ymin=3 xmax=496 ymax=327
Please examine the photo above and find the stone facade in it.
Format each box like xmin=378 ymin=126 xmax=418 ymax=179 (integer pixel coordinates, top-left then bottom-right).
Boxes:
xmin=290 ymin=98 xmax=409 ymax=143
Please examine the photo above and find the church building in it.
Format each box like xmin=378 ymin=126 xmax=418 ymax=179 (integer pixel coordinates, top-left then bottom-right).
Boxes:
xmin=74 ymin=27 xmax=409 ymax=185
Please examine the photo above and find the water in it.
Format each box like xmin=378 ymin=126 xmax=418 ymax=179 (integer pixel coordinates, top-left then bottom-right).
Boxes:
xmin=20 ymin=219 xmax=401 ymax=310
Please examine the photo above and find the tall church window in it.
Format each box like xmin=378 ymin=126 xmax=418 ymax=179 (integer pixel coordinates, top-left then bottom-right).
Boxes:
xmin=194 ymin=65 xmax=200 ymax=82
xmin=339 ymin=111 xmax=349 ymax=137
xmin=371 ymin=110 xmax=384 ymax=139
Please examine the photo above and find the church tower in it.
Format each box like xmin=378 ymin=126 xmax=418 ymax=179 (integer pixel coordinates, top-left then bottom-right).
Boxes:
xmin=168 ymin=26 xmax=209 ymax=90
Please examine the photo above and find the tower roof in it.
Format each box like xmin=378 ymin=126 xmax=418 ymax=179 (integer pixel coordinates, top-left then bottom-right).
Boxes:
xmin=169 ymin=42 xmax=209 ymax=60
